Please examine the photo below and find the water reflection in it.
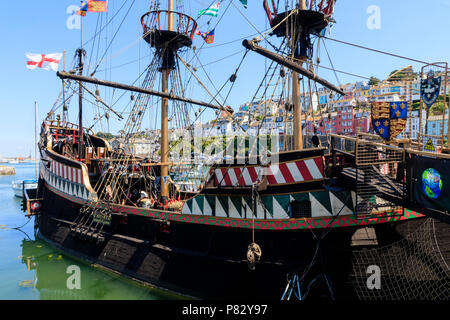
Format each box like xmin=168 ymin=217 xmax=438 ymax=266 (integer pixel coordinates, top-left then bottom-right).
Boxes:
xmin=19 ymin=238 xmax=179 ymax=300
xmin=1 ymin=163 xmax=183 ymax=300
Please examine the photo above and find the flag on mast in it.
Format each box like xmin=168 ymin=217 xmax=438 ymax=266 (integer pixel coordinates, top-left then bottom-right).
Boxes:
xmin=87 ymin=0 xmax=108 ymax=12
xmin=196 ymin=29 xmax=215 ymax=44
xmin=198 ymin=2 xmax=220 ymax=18
xmin=26 ymin=53 xmax=63 ymax=72
xmin=76 ymin=0 xmax=107 ymax=16
xmin=76 ymin=1 xmax=88 ymax=16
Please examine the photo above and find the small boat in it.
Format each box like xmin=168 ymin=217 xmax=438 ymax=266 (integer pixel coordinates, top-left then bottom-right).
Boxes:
xmin=12 ymin=179 xmax=38 ymax=198
xmin=9 ymin=160 xmax=19 ymax=164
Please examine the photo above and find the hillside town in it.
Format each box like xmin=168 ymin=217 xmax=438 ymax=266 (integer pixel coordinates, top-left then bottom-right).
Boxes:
xmin=97 ymin=70 xmax=449 ymax=156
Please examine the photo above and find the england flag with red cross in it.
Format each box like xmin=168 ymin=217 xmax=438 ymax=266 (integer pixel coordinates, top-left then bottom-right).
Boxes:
xmin=26 ymin=53 xmax=63 ymax=72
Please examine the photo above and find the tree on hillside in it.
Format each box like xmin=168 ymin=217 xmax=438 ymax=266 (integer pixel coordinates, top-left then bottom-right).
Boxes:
xmin=389 ymin=70 xmax=398 ymax=77
xmin=388 ymin=69 xmax=412 ymax=81
xmin=368 ymin=76 xmax=380 ymax=86
xmin=96 ymin=132 xmax=114 ymax=139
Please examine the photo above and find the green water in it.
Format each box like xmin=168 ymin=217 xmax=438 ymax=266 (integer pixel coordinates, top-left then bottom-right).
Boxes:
xmin=0 ymin=163 xmax=182 ymax=300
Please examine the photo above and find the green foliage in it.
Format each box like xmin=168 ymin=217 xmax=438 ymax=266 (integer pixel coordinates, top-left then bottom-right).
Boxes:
xmin=181 ymin=135 xmax=278 ymax=158
xmin=96 ymin=132 xmax=114 ymax=139
xmin=388 ymin=69 xmax=413 ymax=81
xmin=389 ymin=70 xmax=398 ymax=76
xmin=368 ymin=76 xmax=380 ymax=86
xmin=429 ymin=101 xmax=448 ymax=116
xmin=412 ymin=101 xmax=420 ymax=111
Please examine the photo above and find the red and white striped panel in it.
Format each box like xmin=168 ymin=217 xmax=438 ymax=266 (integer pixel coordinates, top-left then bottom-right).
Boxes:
xmin=213 ymin=157 xmax=324 ymax=187
xmin=267 ymin=157 xmax=323 ymax=185
xmin=49 ymin=159 xmax=83 ymax=184
xmin=214 ymin=166 xmax=263 ymax=187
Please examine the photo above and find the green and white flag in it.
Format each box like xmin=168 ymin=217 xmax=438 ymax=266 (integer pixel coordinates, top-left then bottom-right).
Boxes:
xmin=198 ymin=2 xmax=220 ymax=18
xmin=239 ymin=0 xmax=248 ymax=8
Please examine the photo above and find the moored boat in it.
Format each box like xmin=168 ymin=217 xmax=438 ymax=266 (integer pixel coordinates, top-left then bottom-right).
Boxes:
xmin=12 ymin=179 xmax=38 ymax=198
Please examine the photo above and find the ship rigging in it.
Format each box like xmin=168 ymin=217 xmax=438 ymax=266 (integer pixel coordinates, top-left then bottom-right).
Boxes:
xmin=23 ymin=0 xmax=450 ymax=300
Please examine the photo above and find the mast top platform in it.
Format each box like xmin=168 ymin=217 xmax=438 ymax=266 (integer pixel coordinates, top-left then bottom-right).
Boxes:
xmin=270 ymin=9 xmax=329 ymax=38
xmin=141 ymin=10 xmax=197 ymax=50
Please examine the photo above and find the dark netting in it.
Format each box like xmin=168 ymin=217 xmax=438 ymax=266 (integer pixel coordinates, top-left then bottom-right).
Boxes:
xmin=350 ymin=218 xmax=450 ymax=300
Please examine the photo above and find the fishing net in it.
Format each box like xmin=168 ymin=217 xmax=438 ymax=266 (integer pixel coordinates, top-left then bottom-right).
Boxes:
xmin=350 ymin=218 xmax=450 ymax=300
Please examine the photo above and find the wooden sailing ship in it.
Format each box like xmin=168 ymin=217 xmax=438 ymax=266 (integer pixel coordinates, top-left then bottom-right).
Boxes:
xmin=23 ymin=0 xmax=450 ymax=299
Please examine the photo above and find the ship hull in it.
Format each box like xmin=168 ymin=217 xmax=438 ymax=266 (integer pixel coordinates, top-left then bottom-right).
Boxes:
xmin=35 ymin=181 xmax=445 ymax=300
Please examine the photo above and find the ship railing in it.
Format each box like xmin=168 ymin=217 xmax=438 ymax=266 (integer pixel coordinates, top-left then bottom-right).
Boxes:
xmin=357 ymin=132 xmax=385 ymax=143
xmin=327 ymin=133 xmax=406 ymax=217
xmin=303 ymin=134 xmax=330 ymax=149
xmin=45 ymin=120 xmax=94 ymax=135
xmin=354 ymin=139 xmax=405 ymax=217
xmin=329 ymin=133 xmax=357 ymax=155
xmin=45 ymin=120 xmax=95 ymax=147
xmin=45 ymin=148 xmax=98 ymax=201
xmin=409 ymin=133 xmax=447 ymax=154
xmin=405 ymin=147 xmax=450 ymax=160
xmin=328 ymin=132 xmax=450 ymax=219
xmin=141 ymin=10 xmax=197 ymax=40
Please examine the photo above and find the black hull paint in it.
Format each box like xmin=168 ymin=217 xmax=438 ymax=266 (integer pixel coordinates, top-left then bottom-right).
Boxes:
xmin=36 ymin=184 xmax=449 ymax=299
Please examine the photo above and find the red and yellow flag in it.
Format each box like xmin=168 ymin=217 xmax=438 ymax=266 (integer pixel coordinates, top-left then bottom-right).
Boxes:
xmin=87 ymin=0 xmax=108 ymax=12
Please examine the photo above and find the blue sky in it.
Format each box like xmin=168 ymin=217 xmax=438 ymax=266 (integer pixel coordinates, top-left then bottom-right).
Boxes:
xmin=1 ymin=0 xmax=450 ymax=157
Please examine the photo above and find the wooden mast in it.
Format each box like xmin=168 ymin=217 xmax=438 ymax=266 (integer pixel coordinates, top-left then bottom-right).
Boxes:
xmin=62 ymin=51 xmax=66 ymax=123
xmin=445 ymin=66 xmax=449 ymax=151
xmin=78 ymin=15 xmax=85 ymax=160
xmin=160 ymin=0 xmax=173 ymax=201
xmin=292 ymin=0 xmax=306 ymax=150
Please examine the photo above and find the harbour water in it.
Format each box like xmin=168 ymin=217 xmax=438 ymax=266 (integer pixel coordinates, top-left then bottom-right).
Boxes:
xmin=0 ymin=163 xmax=182 ymax=300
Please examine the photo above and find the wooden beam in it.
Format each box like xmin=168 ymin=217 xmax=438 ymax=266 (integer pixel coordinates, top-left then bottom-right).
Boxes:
xmin=242 ymin=39 xmax=345 ymax=96
xmin=57 ymin=72 xmax=234 ymax=114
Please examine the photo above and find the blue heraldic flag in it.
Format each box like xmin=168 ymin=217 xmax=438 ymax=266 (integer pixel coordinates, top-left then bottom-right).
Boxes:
xmin=421 ymin=77 xmax=441 ymax=109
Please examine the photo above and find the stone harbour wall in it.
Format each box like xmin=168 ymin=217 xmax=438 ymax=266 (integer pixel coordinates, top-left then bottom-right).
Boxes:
xmin=0 ymin=166 xmax=16 ymax=176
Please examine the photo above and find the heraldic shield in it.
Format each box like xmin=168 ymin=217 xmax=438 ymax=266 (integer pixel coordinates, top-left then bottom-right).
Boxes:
xmin=421 ymin=77 xmax=441 ymax=109
xmin=371 ymin=101 xmax=407 ymax=140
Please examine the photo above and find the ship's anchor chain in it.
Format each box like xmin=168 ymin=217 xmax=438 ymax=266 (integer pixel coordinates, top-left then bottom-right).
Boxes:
xmin=246 ymin=242 xmax=262 ymax=270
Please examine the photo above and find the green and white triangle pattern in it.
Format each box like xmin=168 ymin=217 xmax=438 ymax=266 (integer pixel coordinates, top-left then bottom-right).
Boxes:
xmin=43 ymin=164 xmax=91 ymax=201
xmin=310 ymin=193 xmax=333 ymax=217
xmin=203 ymin=196 xmax=213 ymax=215
xmin=181 ymin=190 xmax=354 ymax=219
xmin=182 ymin=199 xmax=192 ymax=214
xmin=192 ymin=196 xmax=202 ymax=215
xmin=351 ymin=191 xmax=357 ymax=210
xmin=329 ymin=192 xmax=353 ymax=216
xmin=240 ymin=196 xmax=266 ymax=219
xmin=256 ymin=201 xmax=266 ymax=219
xmin=272 ymin=196 xmax=290 ymax=219
xmin=228 ymin=197 xmax=241 ymax=218
xmin=241 ymin=197 xmax=250 ymax=219
xmin=215 ymin=196 xmax=227 ymax=217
